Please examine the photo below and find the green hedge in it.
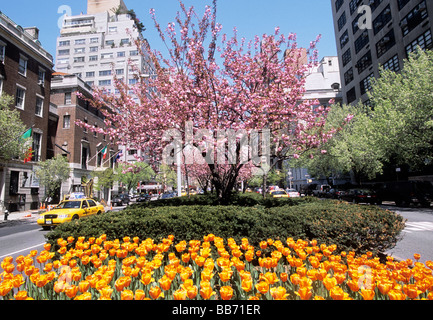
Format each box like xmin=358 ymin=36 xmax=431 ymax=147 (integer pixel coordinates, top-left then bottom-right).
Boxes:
xmin=45 ymin=199 xmax=405 ymax=256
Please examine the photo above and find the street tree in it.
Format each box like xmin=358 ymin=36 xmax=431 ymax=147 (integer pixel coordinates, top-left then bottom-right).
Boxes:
xmin=79 ymin=1 xmax=345 ymax=200
xmin=35 ymin=155 xmax=71 ymax=201
xmin=116 ymin=161 xmax=155 ymax=193
xmin=0 ymin=94 xmax=30 ymax=161
xmin=369 ymin=48 xmax=433 ymax=171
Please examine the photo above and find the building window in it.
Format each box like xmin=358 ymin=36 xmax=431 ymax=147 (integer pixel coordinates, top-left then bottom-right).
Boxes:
xmin=58 ymin=49 xmax=69 ymax=56
xmin=342 ymin=48 xmax=352 ymax=67
xmin=86 ymin=71 xmax=95 ymax=78
xmin=400 ymin=1 xmax=428 ymax=37
xmin=65 ymin=92 xmax=72 ymax=105
xmin=347 ymin=87 xmax=356 ymax=104
xmin=94 ymin=124 xmax=98 ymax=138
xmin=382 ymin=55 xmax=400 ymax=72
xmin=109 ymin=27 xmax=118 ymax=34
xmin=32 ymin=132 xmax=42 ymax=162
xmin=75 ymin=48 xmax=86 ymax=54
xmin=129 ymin=78 xmax=138 ymax=85
xmin=89 ymin=55 xmax=98 ymax=62
xmin=74 ymin=56 xmax=85 ymax=63
xmin=59 ymin=40 xmax=70 ymax=47
xmin=63 ymin=115 xmax=71 ymax=129
xmin=81 ymin=144 xmax=89 ymax=170
xmin=38 ymin=68 xmax=45 ymax=85
xmin=376 ymin=29 xmax=396 ymax=58
xmin=338 ymin=12 xmax=347 ymax=31
xmin=99 ymin=70 xmax=112 ymax=76
xmin=116 ymin=69 xmax=124 ymax=76
xmin=355 ymin=51 xmax=372 ymax=74
xmin=335 ymin=0 xmax=344 ymax=13
xmin=130 ymin=50 xmax=139 ymax=56
xmin=405 ymin=29 xmax=433 ymax=57
xmin=340 ymin=30 xmax=349 ymax=49
xmin=90 ymin=37 xmax=99 ymax=43
xmin=349 ymin=0 xmax=362 ymax=15
xmin=398 ymin=0 xmax=410 ymax=11
xmin=370 ymin=0 xmax=383 ymax=12
xmin=360 ymin=73 xmax=374 ymax=95
xmin=35 ymin=96 xmax=43 ymax=117
xmin=15 ymin=85 xmax=26 ymax=109
xmin=101 ymin=53 xmax=114 ymax=60
xmin=344 ymin=67 xmax=354 ymax=85
xmin=352 ymin=12 xmax=362 ymax=35
xmin=373 ymin=5 xmax=392 ymax=35
xmin=117 ymin=51 xmax=126 ymax=58
xmin=99 ymin=80 xmax=111 ymax=86
xmin=0 ymin=41 xmax=6 ymax=63
xmin=354 ymin=30 xmax=369 ymax=54
xmin=18 ymin=55 xmax=28 ymax=76
xmin=75 ymin=39 xmax=86 ymax=45
xmin=86 ymin=81 xmax=94 ymax=86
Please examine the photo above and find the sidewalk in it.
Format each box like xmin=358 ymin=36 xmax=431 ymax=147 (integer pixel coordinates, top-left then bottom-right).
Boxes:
xmin=0 ymin=209 xmax=41 ymax=225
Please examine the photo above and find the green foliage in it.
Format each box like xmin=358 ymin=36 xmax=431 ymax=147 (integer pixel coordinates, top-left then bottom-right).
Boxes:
xmin=0 ymin=94 xmax=29 ymax=161
xmin=35 ymin=155 xmax=71 ymax=197
xmin=115 ymin=162 xmax=155 ymax=193
xmin=92 ymin=168 xmax=115 ymax=192
xmin=46 ymin=195 xmax=405 ymax=256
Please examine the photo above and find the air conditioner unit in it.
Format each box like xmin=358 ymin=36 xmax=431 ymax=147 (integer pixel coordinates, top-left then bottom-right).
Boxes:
xmin=419 ymin=2 xmax=427 ymax=10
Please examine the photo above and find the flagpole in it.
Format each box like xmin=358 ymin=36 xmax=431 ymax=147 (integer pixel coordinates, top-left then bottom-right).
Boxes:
xmin=86 ymin=144 xmax=109 ymax=167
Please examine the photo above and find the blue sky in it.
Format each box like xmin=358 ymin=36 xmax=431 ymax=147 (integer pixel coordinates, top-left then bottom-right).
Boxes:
xmin=1 ymin=0 xmax=338 ymax=63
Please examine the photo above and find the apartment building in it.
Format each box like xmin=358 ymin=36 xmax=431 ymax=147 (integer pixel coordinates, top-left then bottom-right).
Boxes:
xmin=50 ymin=72 xmax=118 ymax=200
xmin=331 ymin=0 xmax=433 ymax=105
xmin=55 ymin=0 xmax=155 ymax=172
xmin=0 ymin=11 xmax=54 ymax=212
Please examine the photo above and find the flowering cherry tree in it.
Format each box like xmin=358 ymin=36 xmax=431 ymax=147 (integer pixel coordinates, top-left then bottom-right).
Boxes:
xmin=83 ymin=1 xmax=346 ymax=200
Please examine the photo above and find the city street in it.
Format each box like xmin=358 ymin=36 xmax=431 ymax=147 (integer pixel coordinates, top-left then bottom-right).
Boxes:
xmin=0 ymin=204 xmax=432 ymax=265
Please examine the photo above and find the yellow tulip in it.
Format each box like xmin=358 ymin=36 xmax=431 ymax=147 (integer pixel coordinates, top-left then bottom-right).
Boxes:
xmin=173 ymin=288 xmax=188 ymax=300
xmin=296 ymin=286 xmax=313 ymax=300
xmin=255 ymin=281 xmax=269 ymax=295
xmin=270 ymin=286 xmax=289 ymax=300
xmin=121 ymin=290 xmax=134 ymax=300
xmin=149 ymin=286 xmax=164 ymax=300
xmin=200 ymin=283 xmax=216 ymax=300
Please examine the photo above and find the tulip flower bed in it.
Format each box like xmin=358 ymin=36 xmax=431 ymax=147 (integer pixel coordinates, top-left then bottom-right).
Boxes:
xmin=1 ymin=234 xmax=432 ymax=300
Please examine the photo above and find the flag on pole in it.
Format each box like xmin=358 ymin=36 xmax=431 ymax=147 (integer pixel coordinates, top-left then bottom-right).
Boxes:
xmin=102 ymin=146 xmax=108 ymax=160
xmin=115 ymin=150 xmax=123 ymax=163
xmin=21 ymin=128 xmax=32 ymax=140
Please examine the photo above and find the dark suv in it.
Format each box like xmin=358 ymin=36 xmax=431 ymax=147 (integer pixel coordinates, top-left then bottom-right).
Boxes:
xmin=112 ymin=194 xmax=130 ymax=206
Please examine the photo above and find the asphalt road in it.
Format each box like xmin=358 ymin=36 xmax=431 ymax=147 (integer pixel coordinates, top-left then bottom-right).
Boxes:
xmin=382 ymin=204 xmax=433 ymax=265
xmin=0 ymin=204 xmax=432 ymax=265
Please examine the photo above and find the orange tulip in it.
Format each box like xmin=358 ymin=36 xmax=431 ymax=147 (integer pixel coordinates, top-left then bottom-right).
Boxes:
xmin=255 ymin=281 xmax=269 ymax=295
xmin=140 ymin=272 xmax=154 ymax=286
xmin=65 ymin=285 xmax=79 ymax=299
xmin=220 ymin=286 xmax=234 ymax=301
xmin=403 ymin=284 xmax=422 ymax=299
xmin=78 ymin=280 xmax=90 ymax=293
xmin=135 ymin=289 xmax=146 ymax=300
xmin=149 ymin=286 xmax=164 ymax=300
xmin=388 ymin=289 xmax=407 ymax=300
xmin=241 ymin=279 xmax=253 ymax=293
xmin=219 ymin=269 xmax=233 ymax=282
xmin=173 ymin=288 xmax=187 ymax=300
xmin=121 ymin=290 xmax=134 ymax=300
xmin=200 ymin=283 xmax=216 ymax=300
xmin=270 ymin=286 xmax=288 ymax=300
xmin=98 ymin=286 xmax=113 ymax=300
xmin=280 ymin=272 xmax=288 ymax=283
xmin=347 ymin=279 xmax=360 ymax=292
xmin=414 ymin=253 xmax=421 ymax=261
xmin=329 ymin=286 xmax=349 ymax=300
xmin=159 ymin=275 xmax=172 ymax=291
xmin=14 ymin=290 xmax=29 ymax=300
xmin=296 ymin=286 xmax=313 ymax=300
xmin=360 ymin=289 xmax=375 ymax=300
xmin=322 ymin=275 xmax=338 ymax=290
xmin=0 ymin=281 xmax=13 ymax=297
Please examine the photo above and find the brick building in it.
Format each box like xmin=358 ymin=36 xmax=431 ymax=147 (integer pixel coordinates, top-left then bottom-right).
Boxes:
xmin=0 ymin=11 xmax=54 ymax=212
xmin=50 ymin=72 xmax=118 ymax=200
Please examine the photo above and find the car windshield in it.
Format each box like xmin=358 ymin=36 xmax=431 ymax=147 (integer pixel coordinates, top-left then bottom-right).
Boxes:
xmin=273 ymin=191 xmax=286 ymax=195
xmin=287 ymin=189 xmax=297 ymax=192
xmin=56 ymin=201 xmax=82 ymax=209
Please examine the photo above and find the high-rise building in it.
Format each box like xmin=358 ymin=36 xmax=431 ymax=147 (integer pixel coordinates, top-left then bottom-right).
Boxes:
xmin=55 ymin=0 xmax=154 ymax=95
xmin=331 ymin=0 xmax=433 ymax=105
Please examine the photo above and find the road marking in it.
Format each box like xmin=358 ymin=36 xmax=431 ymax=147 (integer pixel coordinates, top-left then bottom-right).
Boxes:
xmin=403 ymin=222 xmax=433 ymax=234
xmin=0 ymin=243 xmax=46 ymax=260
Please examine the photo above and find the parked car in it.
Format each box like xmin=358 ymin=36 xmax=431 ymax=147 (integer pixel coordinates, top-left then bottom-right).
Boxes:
xmin=37 ymin=198 xmax=104 ymax=230
xmin=326 ymin=188 xmax=346 ymax=199
xmin=269 ymin=190 xmax=289 ymax=198
xmin=286 ymin=189 xmax=300 ymax=198
xmin=136 ymin=194 xmax=151 ymax=203
xmin=312 ymin=185 xmax=331 ymax=197
xmin=112 ymin=194 xmax=130 ymax=206
xmin=375 ymin=181 xmax=433 ymax=207
xmin=340 ymin=189 xmax=379 ymax=204
xmin=161 ymin=192 xmax=176 ymax=200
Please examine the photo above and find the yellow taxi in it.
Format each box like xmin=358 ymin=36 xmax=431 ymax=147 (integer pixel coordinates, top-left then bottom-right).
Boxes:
xmin=269 ymin=190 xmax=289 ymax=198
xmin=37 ymin=198 xmax=105 ymax=230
